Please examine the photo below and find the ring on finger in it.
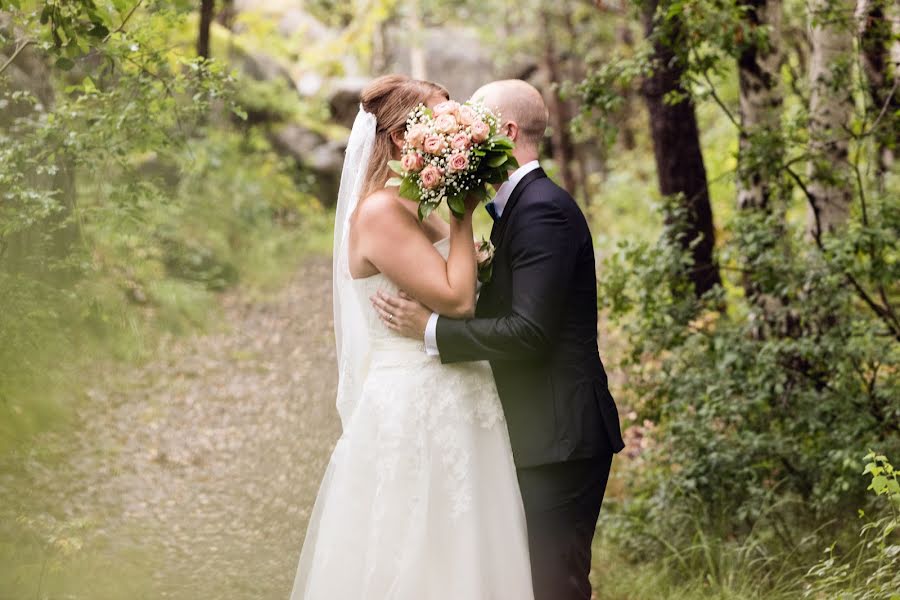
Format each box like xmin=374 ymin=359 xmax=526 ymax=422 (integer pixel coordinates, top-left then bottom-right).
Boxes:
xmin=389 ymin=313 xmax=394 ymax=322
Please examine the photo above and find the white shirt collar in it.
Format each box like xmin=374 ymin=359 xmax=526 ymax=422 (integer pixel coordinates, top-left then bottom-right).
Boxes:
xmin=492 ymin=160 xmax=541 ymax=218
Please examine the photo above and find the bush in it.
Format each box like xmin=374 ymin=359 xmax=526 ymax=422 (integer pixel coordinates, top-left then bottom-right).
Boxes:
xmin=0 ymin=2 xmax=324 ymax=448
xmin=598 ymin=188 xmax=899 ymax=584
xmin=804 ymin=452 xmax=900 ymax=599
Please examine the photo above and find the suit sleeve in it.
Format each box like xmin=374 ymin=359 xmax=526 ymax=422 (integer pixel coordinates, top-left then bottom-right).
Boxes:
xmin=436 ymin=199 xmax=577 ymax=363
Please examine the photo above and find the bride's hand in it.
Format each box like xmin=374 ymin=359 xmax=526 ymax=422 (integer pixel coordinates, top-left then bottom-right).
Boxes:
xmin=464 ymin=192 xmax=482 ymax=214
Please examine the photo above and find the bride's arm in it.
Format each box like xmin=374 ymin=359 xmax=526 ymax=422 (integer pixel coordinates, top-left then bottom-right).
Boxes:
xmin=355 ymin=194 xmax=476 ymax=319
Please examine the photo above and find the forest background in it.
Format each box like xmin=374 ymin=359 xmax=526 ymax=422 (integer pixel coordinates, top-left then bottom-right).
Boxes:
xmin=1 ymin=0 xmax=898 ymax=598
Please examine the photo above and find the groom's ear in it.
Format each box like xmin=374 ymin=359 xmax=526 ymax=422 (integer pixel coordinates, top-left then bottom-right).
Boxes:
xmin=505 ymin=121 xmax=520 ymax=143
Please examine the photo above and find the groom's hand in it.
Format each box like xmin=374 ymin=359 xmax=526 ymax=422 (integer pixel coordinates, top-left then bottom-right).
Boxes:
xmin=371 ymin=291 xmax=432 ymax=341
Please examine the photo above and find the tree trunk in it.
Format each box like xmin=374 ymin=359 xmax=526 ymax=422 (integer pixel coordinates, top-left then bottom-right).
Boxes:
xmin=541 ymin=9 xmax=578 ymax=196
xmin=372 ymin=15 xmax=388 ymax=73
xmin=806 ymin=0 xmax=855 ymax=238
xmin=737 ymin=0 xmax=784 ymax=211
xmin=216 ymin=0 xmax=235 ymax=30
xmin=0 ymin=19 xmax=79 ymax=278
xmin=408 ymin=0 xmax=426 ymax=80
xmin=736 ymin=0 xmax=797 ymax=335
xmin=563 ymin=6 xmax=594 ymax=202
xmin=857 ymin=0 xmax=899 ymax=180
xmin=197 ymin=0 xmax=215 ymax=59
xmin=640 ymin=0 xmax=721 ymax=297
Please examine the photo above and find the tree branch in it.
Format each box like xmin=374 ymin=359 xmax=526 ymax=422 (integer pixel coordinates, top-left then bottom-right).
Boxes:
xmin=105 ymin=0 xmax=144 ymax=41
xmin=859 ymin=76 xmax=899 ymax=138
xmin=783 ymin=168 xmax=900 ymax=341
xmin=698 ymin=68 xmax=741 ymax=130
xmin=0 ymin=39 xmax=35 ymax=76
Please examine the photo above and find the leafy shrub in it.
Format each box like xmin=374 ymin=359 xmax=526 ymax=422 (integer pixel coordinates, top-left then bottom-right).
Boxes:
xmin=804 ymin=452 xmax=900 ymax=599
xmin=598 ymin=188 xmax=899 ymax=578
xmin=0 ymin=2 xmax=324 ymax=447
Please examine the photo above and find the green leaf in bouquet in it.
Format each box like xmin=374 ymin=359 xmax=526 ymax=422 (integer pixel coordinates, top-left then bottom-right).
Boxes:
xmin=447 ymin=192 xmax=466 ymax=218
xmin=478 ymin=263 xmax=493 ymax=284
xmin=398 ymin=177 xmax=422 ymax=201
xmin=386 ymin=177 xmax=403 ymax=187
xmin=486 ymin=153 xmax=509 ymax=168
xmin=487 ymin=136 xmax=515 ymax=150
xmin=505 ymin=154 xmax=520 ymax=170
xmin=470 ymin=185 xmax=490 ymax=203
xmin=418 ymin=200 xmax=437 ymax=221
xmin=388 ymin=160 xmax=405 ymax=176
xmin=484 ymin=168 xmax=509 ymax=184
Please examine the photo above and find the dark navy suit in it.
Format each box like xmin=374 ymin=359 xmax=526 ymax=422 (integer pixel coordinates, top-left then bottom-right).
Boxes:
xmin=436 ymin=168 xmax=625 ymax=600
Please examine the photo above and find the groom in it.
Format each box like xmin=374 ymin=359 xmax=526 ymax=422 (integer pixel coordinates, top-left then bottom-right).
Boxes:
xmin=372 ymin=79 xmax=625 ymax=600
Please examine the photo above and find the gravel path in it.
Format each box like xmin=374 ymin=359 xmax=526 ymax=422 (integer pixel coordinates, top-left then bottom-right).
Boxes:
xmin=2 ymin=256 xmax=340 ymax=600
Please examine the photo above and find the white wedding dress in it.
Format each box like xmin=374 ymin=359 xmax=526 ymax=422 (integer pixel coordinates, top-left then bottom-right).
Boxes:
xmin=290 ymin=237 xmax=534 ymax=600
xmin=289 ymin=106 xmax=533 ymax=599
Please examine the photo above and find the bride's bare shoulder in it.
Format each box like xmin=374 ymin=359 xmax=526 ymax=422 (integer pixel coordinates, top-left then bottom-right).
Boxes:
xmin=355 ymin=189 xmax=415 ymax=230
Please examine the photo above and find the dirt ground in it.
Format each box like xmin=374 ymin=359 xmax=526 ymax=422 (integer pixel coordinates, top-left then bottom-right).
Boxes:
xmin=3 ymin=256 xmax=341 ymax=600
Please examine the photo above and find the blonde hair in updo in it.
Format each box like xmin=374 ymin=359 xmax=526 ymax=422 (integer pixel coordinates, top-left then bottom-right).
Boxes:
xmin=360 ymin=74 xmax=449 ymax=198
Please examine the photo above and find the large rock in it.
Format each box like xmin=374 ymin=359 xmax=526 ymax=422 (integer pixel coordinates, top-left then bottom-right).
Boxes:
xmin=326 ymin=77 xmax=370 ymax=128
xmin=384 ymin=26 xmax=514 ymax=99
xmin=0 ymin=15 xmax=55 ymax=126
xmin=268 ymin=124 xmax=345 ymax=205
xmin=232 ymin=47 xmax=295 ymax=88
xmin=276 ymin=7 xmax=334 ymax=42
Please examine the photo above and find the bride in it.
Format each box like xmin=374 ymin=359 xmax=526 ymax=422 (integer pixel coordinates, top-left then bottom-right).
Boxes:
xmin=288 ymin=74 xmax=535 ymax=599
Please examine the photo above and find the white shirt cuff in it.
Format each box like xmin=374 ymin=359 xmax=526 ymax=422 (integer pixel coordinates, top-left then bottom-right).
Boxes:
xmin=424 ymin=313 xmax=440 ymax=356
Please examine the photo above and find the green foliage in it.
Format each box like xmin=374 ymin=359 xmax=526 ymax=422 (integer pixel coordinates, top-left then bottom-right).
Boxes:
xmin=570 ymin=0 xmax=899 ymax=593
xmin=803 ymin=452 xmax=900 ymax=599
xmin=599 ymin=188 xmax=898 ymax=551
xmin=0 ymin=1 xmax=324 ymax=447
xmin=592 ymin=452 xmax=900 ymax=599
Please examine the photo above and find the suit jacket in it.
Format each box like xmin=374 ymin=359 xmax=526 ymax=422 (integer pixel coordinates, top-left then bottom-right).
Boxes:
xmin=436 ymin=168 xmax=625 ymax=468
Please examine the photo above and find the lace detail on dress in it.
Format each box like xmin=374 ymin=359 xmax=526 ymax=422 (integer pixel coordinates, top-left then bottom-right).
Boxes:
xmin=350 ymin=238 xmax=505 ymax=517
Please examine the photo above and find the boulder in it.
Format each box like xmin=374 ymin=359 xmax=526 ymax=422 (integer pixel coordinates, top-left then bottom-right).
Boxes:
xmin=326 ymin=77 xmax=370 ymax=128
xmin=276 ymin=8 xmax=334 ymax=42
xmin=384 ymin=26 xmax=491 ymax=99
xmin=268 ymin=124 xmax=345 ymax=205
xmin=381 ymin=25 xmax=539 ymax=100
xmin=234 ymin=48 xmax=295 ymax=88
xmin=0 ymin=15 xmax=55 ymax=126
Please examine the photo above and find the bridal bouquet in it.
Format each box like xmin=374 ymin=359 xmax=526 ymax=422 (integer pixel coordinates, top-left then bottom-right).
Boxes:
xmin=387 ymin=99 xmax=518 ymax=220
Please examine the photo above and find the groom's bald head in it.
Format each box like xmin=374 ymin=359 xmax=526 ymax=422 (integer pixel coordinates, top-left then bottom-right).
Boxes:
xmin=472 ymin=80 xmax=548 ymax=157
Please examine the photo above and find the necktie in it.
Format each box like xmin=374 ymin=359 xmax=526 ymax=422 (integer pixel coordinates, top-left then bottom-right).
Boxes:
xmin=485 ymin=201 xmax=499 ymax=222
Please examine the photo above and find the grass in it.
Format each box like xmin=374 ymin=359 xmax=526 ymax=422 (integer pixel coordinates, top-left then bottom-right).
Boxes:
xmin=590 ymin=525 xmax=807 ymax=600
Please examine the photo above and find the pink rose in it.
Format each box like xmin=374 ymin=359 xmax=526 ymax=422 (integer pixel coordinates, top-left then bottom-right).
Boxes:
xmin=450 ymin=132 xmax=470 ymax=150
xmin=433 ymin=100 xmax=460 ymax=117
xmin=475 ymin=239 xmax=495 ymax=266
xmin=447 ymin=152 xmax=469 ymax=173
xmin=401 ymin=152 xmax=425 ymax=173
xmin=406 ymin=124 xmax=427 ymax=149
xmin=470 ymin=120 xmax=490 ymax=143
xmin=423 ymin=134 xmax=444 ymax=155
xmin=434 ymin=114 xmax=459 ymax=135
xmin=419 ymin=165 xmax=444 ymax=190
xmin=457 ymin=105 xmax=477 ymax=126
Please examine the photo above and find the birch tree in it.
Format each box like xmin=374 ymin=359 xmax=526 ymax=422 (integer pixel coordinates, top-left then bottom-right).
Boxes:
xmin=856 ymin=0 xmax=900 ymax=180
xmin=737 ymin=0 xmax=784 ymax=212
xmin=806 ymin=0 xmax=855 ymax=238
